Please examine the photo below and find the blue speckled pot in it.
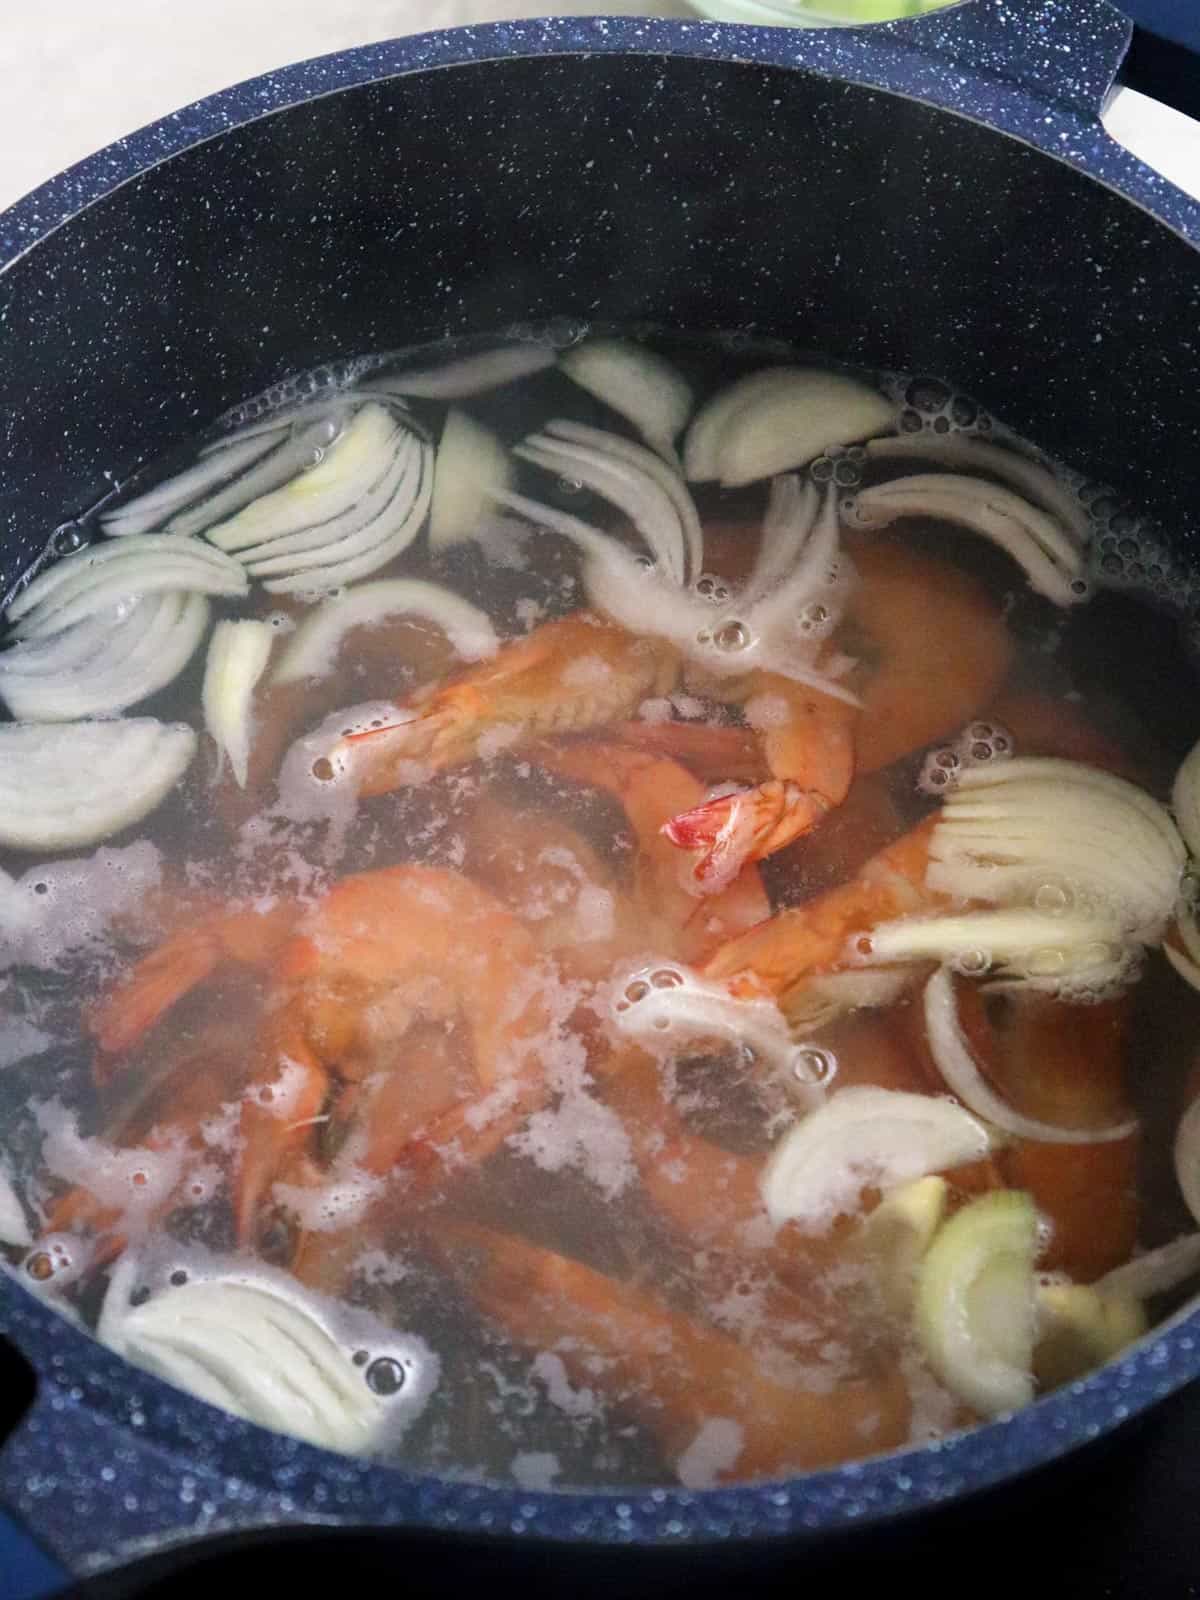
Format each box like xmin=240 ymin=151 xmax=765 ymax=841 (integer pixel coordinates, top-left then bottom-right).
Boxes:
xmin=3 ymin=0 xmax=1200 ymax=1578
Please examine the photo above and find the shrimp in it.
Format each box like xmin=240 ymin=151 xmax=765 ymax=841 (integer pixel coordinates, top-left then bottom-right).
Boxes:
xmin=702 ymin=815 xmax=943 ymax=1007
xmin=232 ymin=865 xmax=554 ymax=1244
xmin=327 ymin=611 xmax=859 ymax=893
xmin=430 ymin=1219 xmax=913 ymax=1482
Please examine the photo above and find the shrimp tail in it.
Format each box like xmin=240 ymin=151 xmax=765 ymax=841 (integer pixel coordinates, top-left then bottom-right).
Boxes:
xmin=663 ymin=779 xmax=827 ymax=893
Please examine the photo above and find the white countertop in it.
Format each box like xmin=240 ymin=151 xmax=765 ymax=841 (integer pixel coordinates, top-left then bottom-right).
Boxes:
xmin=0 ymin=3 xmax=1197 ymax=213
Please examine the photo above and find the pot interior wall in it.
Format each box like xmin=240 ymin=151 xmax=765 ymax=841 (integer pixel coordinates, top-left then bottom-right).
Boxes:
xmin=2 ymin=53 xmax=1199 ymax=593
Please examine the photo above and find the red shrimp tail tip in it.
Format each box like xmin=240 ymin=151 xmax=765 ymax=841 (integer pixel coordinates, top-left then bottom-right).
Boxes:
xmin=663 ymin=781 xmax=822 ymax=892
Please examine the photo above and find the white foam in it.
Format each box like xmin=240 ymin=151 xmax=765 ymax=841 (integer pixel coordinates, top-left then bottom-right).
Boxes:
xmin=637 ymin=696 xmax=673 ymax=725
xmin=530 ymin=1350 xmax=599 ymax=1419
xmin=0 ymin=1161 xmax=31 ymax=1247
xmin=0 ymin=840 xmax=163 ymax=973
xmin=743 ymin=691 xmax=791 ymax=731
xmin=675 ymin=1418 xmax=744 ymax=1489
xmin=272 ymin=1167 xmax=384 ymax=1233
xmin=561 ymin=654 xmax=613 ymax=690
xmin=475 ymin=723 xmax=523 ymax=761
xmin=0 ymin=1015 xmax=56 ymax=1068
xmin=511 ymin=1450 xmax=561 ymax=1491
xmin=35 ymin=1101 xmax=183 ymax=1223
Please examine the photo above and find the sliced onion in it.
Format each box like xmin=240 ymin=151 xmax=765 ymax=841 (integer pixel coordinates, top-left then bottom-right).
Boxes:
xmin=540 ymin=419 xmax=703 ymax=583
xmin=259 ymin=438 xmax=433 ymax=595
xmin=558 ymin=339 xmax=693 ymax=465
xmin=760 ymin=1086 xmax=993 ymax=1229
xmin=100 ymin=1263 xmax=403 ymax=1454
xmin=688 ymin=368 xmax=897 ymax=489
xmin=610 ymin=961 xmax=827 ymax=1112
xmin=738 ymin=481 xmax=848 ymax=647
xmin=865 ymin=434 xmax=1091 ymax=546
xmin=205 ymin=404 xmax=403 ymax=555
xmin=203 ymin=620 xmax=274 ymax=787
xmin=847 ymin=474 xmax=1085 ymax=606
xmin=169 ymin=413 xmax=352 ymax=539
xmin=0 ymin=599 xmax=144 ymax=677
xmin=0 ymin=719 xmax=197 ymax=851
xmin=860 ymin=908 xmax=1133 ymax=991
xmin=273 ymin=580 xmax=497 ymax=686
xmin=1172 ymin=738 xmax=1200 ymax=861
xmin=517 ymin=429 xmax=691 ymax=586
xmin=1164 ymin=938 xmax=1200 ymax=995
xmin=7 ymin=537 xmax=244 ymax=640
xmin=739 ymin=475 xmax=820 ymax=607
xmin=1175 ymin=1094 xmax=1200 ymax=1230
xmin=101 ymin=430 xmax=287 ymax=537
xmin=1095 ymin=1233 xmax=1200 ymax=1302
xmin=243 ymin=430 xmax=421 ymax=573
xmin=0 ymin=1164 xmax=31 ymax=1248
xmin=684 ymin=369 xmax=814 ymax=482
xmin=780 ymin=967 xmax=911 ymax=1033
xmin=0 ymin=593 xmax=210 ymax=722
xmin=429 ymin=409 xmax=514 ymax=549
xmin=923 ymin=966 xmax=1137 ymax=1144
xmin=927 ymin=758 xmax=1185 ymax=945
xmin=371 ymin=344 xmax=554 ymax=400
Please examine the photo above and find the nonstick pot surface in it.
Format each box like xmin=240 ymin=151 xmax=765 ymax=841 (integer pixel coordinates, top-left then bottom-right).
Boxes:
xmin=6 ymin=8 xmax=1200 ymax=1571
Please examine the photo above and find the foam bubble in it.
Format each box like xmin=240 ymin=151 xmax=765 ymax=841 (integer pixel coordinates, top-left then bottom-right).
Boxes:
xmin=0 ymin=841 xmax=163 ymax=974
xmin=675 ymin=1418 xmax=744 ymax=1489
xmin=511 ymin=1451 xmax=561 ymax=1491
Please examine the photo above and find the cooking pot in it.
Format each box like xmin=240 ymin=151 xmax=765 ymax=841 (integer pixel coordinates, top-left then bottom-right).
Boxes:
xmin=3 ymin=0 xmax=1200 ymax=1581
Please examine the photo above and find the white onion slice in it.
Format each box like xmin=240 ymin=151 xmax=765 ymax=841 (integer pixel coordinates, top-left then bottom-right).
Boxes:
xmin=373 ymin=344 xmax=554 ymax=400
xmin=273 ymin=579 xmax=497 ymax=686
xmin=205 ymin=405 xmax=402 ymax=554
xmin=847 ymin=474 xmax=1084 ymax=606
xmin=517 ymin=431 xmax=690 ymax=587
xmin=429 ymin=409 xmax=514 ymax=549
xmin=698 ymin=369 xmax=897 ymax=489
xmin=202 ymin=620 xmax=274 ymax=787
xmin=760 ymin=1085 xmax=993 ymax=1229
xmin=101 ymin=431 xmax=286 ymax=537
xmin=860 ymin=909 xmax=1132 ymax=993
xmin=684 ymin=369 xmax=812 ymax=483
xmin=541 ymin=419 xmax=704 ymax=583
xmin=0 ymin=599 xmax=145 ymax=677
xmin=740 ymin=476 xmax=820 ymax=607
xmin=1164 ymin=939 xmax=1200 ymax=995
xmin=558 ymin=340 xmax=693 ymax=465
xmin=168 ymin=413 xmax=351 ymax=539
xmin=243 ymin=431 xmax=420 ymax=572
xmin=259 ymin=439 xmax=433 ymax=595
xmin=928 ymin=758 xmax=1185 ymax=946
xmin=1095 ymin=1234 xmax=1200 ymax=1302
xmin=1172 ymin=738 xmax=1200 ymax=861
xmin=8 ymin=538 xmax=244 ymax=640
xmin=923 ymin=967 xmax=1137 ymax=1144
xmin=865 ymin=433 xmax=1091 ymax=546
xmin=609 ymin=962 xmax=827 ymax=1112
xmin=0 ymin=1164 xmax=31 ymax=1248
xmin=0 ymin=593 xmax=209 ymax=722
xmin=0 ymin=719 xmax=196 ymax=851
xmin=740 ymin=480 xmax=847 ymax=646
xmin=200 ymin=417 xmax=292 ymax=457
xmin=100 ymin=1266 xmax=400 ymax=1454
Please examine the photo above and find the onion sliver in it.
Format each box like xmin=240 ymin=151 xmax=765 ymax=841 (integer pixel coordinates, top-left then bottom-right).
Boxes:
xmin=559 ymin=339 xmax=693 ymax=465
xmin=865 ymin=433 xmax=1091 ymax=546
xmin=610 ymin=962 xmax=827 ymax=1112
xmin=860 ymin=909 xmax=1132 ymax=992
xmin=1172 ymin=737 xmax=1200 ymax=860
xmin=690 ymin=368 xmax=896 ymax=489
xmin=928 ymin=758 xmax=1185 ymax=945
xmin=1164 ymin=939 xmax=1200 ymax=995
xmin=541 ymin=419 xmax=704 ymax=583
xmin=1095 ymin=1233 xmax=1200 ymax=1302
xmin=0 ymin=1164 xmax=31 ymax=1248
xmin=373 ymin=344 xmax=554 ymax=400
xmin=517 ymin=432 xmax=690 ymax=587
xmin=100 ymin=1267 xmax=401 ymax=1454
xmin=205 ymin=405 xmax=404 ymax=554
xmin=684 ymin=369 xmax=812 ymax=483
xmin=203 ymin=620 xmax=274 ymax=787
xmin=740 ymin=475 xmax=820 ymax=607
xmin=8 ymin=537 xmax=244 ymax=640
xmin=0 ymin=719 xmax=196 ymax=851
xmin=759 ymin=1086 xmax=993 ymax=1229
xmin=243 ymin=431 xmax=419 ymax=572
xmin=0 ymin=594 xmax=210 ymax=722
xmin=259 ymin=438 xmax=433 ymax=595
xmin=1175 ymin=1094 xmax=1200 ymax=1230
xmin=169 ymin=413 xmax=351 ymax=539
xmin=429 ymin=409 xmax=514 ymax=549
xmin=0 ymin=599 xmax=145 ymax=677
xmin=101 ymin=429 xmax=285 ymax=537
xmin=847 ymin=474 xmax=1084 ymax=605
xmin=923 ymin=967 xmax=1137 ymax=1144
xmin=273 ymin=580 xmax=497 ymax=686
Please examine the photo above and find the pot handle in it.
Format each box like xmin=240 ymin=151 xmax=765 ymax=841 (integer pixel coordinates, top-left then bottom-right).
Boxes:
xmin=814 ymin=0 xmax=1133 ymax=123
xmin=0 ymin=1350 xmax=288 ymax=1578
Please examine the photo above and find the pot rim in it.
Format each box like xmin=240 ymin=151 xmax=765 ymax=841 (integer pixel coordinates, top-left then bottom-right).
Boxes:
xmin=2 ymin=1 xmax=1200 ymax=1561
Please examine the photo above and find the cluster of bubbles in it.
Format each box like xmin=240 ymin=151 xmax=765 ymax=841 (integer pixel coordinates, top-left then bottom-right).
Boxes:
xmin=219 ymin=356 xmax=383 ymax=431
xmin=809 ymin=444 xmax=867 ymax=491
xmin=918 ymin=719 xmax=1014 ymax=797
xmin=881 ymin=373 xmax=993 ymax=438
xmin=1083 ymin=483 xmax=1198 ymax=616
